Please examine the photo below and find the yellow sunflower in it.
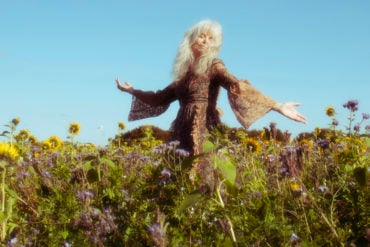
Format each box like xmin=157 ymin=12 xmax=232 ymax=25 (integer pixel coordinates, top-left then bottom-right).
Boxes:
xmin=28 ymin=135 xmax=38 ymax=144
xmin=299 ymin=138 xmax=313 ymax=151
xmin=68 ymin=122 xmax=81 ymax=135
xmin=242 ymin=138 xmax=262 ymax=153
xmin=11 ymin=117 xmax=20 ymax=126
xmin=40 ymin=140 xmax=52 ymax=151
xmin=118 ymin=122 xmax=126 ymax=131
xmin=325 ymin=106 xmax=336 ymax=117
xmin=0 ymin=142 xmax=19 ymax=162
xmin=47 ymin=135 xmax=63 ymax=150
xmin=15 ymin=129 xmax=30 ymax=142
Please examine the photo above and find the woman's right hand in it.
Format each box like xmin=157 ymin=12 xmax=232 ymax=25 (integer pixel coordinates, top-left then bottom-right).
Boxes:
xmin=115 ymin=77 xmax=133 ymax=93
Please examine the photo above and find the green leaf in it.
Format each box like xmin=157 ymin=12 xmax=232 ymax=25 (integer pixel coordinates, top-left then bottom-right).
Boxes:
xmin=6 ymin=222 xmax=18 ymax=236
xmin=61 ymin=230 xmax=69 ymax=239
xmin=0 ymin=212 xmax=6 ymax=221
xmin=218 ymin=236 xmax=234 ymax=247
xmin=363 ymin=136 xmax=370 ymax=148
xmin=100 ymin=157 xmax=116 ymax=169
xmin=0 ymin=130 xmax=10 ymax=136
xmin=83 ymin=160 xmax=93 ymax=171
xmin=214 ymin=156 xmax=236 ymax=185
xmin=353 ymin=166 xmax=367 ymax=187
xmin=176 ymin=191 xmax=204 ymax=215
xmin=203 ymin=140 xmax=216 ymax=152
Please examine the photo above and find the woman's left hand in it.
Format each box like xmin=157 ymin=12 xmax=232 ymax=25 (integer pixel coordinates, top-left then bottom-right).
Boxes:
xmin=277 ymin=102 xmax=307 ymax=124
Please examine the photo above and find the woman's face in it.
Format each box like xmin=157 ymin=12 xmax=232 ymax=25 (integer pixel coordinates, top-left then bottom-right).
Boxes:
xmin=191 ymin=30 xmax=214 ymax=58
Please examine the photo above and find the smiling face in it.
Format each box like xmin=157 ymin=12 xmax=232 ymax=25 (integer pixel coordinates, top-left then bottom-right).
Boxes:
xmin=191 ymin=30 xmax=214 ymax=59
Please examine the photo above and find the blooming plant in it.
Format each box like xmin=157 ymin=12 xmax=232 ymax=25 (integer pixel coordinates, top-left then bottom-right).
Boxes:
xmin=0 ymin=100 xmax=369 ymax=246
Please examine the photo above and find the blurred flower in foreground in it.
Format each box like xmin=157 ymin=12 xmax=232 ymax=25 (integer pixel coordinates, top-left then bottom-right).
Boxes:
xmin=69 ymin=122 xmax=81 ymax=136
xmin=0 ymin=142 xmax=19 ymax=162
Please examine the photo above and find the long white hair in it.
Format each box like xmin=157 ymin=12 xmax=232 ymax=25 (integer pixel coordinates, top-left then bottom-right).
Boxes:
xmin=172 ymin=20 xmax=223 ymax=81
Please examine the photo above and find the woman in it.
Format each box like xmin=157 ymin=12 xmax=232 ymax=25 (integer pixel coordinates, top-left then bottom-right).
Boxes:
xmin=115 ymin=20 xmax=306 ymax=155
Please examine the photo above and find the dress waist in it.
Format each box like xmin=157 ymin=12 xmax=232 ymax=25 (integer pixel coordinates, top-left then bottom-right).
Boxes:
xmin=183 ymin=96 xmax=208 ymax=104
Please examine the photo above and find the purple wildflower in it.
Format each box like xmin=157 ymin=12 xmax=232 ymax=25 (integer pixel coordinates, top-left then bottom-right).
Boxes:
xmin=280 ymin=167 xmax=289 ymax=176
xmin=152 ymin=144 xmax=166 ymax=154
xmin=76 ymin=189 xmax=94 ymax=203
xmin=290 ymin=233 xmax=301 ymax=243
xmin=343 ymin=100 xmax=359 ymax=112
xmin=332 ymin=119 xmax=339 ymax=126
xmin=149 ymin=222 xmax=168 ymax=247
xmin=365 ymin=125 xmax=370 ymax=131
xmin=41 ymin=170 xmax=51 ymax=178
xmin=160 ymin=168 xmax=172 ymax=178
xmin=174 ymin=148 xmax=190 ymax=157
xmin=148 ymin=223 xmax=161 ymax=235
xmin=160 ymin=168 xmax=173 ymax=185
xmin=169 ymin=140 xmax=180 ymax=147
xmin=284 ymin=145 xmax=296 ymax=152
xmin=318 ymin=185 xmax=329 ymax=193
xmin=362 ymin=113 xmax=370 ymax=120
xmin=353 ymin=124 xmax=360 ymax=132
xmin=317 ymin=139 xmax=330 ymax=149
xmin=62 ymin=241 xmax=72 ymax=247
xmin=267 ymin=155 xmax=276 ymax=162
xmin=7 ymin=237 xmax=18 ymax=247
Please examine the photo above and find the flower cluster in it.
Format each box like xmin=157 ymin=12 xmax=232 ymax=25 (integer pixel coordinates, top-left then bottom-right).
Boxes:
xmin=343 ymin=99 xmax=359 ymax=112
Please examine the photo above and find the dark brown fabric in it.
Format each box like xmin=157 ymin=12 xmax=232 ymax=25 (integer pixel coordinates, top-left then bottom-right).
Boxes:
xmin=128 ymin=59 xmax=276 ymax=155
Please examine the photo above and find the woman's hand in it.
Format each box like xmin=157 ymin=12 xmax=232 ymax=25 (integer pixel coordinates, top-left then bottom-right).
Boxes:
xmin=274 ymin=102 xmax=307 ymax=124
xmin=115 ymin=77 xmax=133 ymax=93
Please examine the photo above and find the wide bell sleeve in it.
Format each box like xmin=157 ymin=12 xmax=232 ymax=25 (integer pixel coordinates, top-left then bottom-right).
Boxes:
xmin=128 ymin=83 xmax=177 ymax=121
xmin=212 ymin=60 xmax=277 ymax=128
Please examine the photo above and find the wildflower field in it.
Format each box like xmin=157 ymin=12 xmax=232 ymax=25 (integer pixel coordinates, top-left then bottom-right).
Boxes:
xmin=1 ymin=101 xmax=369 ymax=247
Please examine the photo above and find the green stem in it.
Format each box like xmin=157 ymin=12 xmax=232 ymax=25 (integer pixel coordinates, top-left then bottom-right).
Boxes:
xmin=297 ymin=178 xmax=344 ymax=246
xmin=1 ymin=166 xmax=6 ymax=241
xmin=216 ymin=180 xmax=236 ymax=243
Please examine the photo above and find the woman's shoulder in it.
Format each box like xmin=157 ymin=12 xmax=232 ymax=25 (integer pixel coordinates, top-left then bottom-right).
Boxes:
xmin=212 ymin=58 xmax=224 ymax=66
xmin=210 ymin=58 xmax=226 ymax=74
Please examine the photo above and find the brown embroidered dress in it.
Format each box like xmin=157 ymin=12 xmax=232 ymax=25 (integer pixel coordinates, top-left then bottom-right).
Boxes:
xmin=128 ymin=59 xmax=276 ymax=155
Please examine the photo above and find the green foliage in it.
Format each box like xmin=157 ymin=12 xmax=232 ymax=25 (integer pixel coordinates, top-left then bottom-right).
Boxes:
xmin=0 ymin=102 xmax=369 ymax=246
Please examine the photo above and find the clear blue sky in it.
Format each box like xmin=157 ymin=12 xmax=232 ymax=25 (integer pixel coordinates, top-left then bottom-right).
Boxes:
xmin=1 ymin=1 xmax=369 ymax=145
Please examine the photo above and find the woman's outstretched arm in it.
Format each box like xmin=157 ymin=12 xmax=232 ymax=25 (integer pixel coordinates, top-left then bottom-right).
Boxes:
xmin=272 ymin=102 xmax=307 ymax=124
xmin=115 ymin=77 xmax=133 ymax=94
